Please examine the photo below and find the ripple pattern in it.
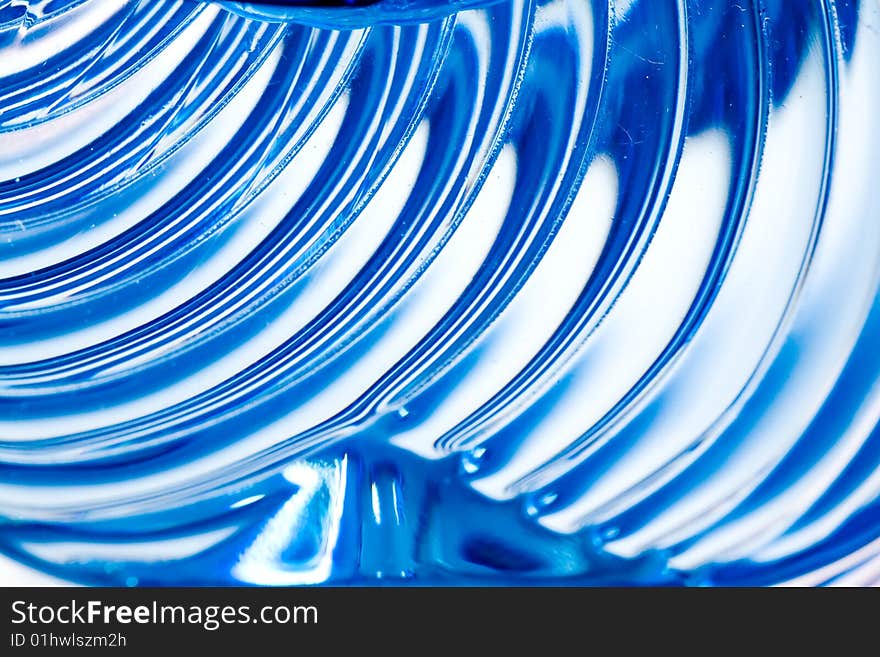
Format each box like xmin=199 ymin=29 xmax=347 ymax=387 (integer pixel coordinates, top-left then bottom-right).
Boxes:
xmin=0 ymin=0 xmax=879 ymax=586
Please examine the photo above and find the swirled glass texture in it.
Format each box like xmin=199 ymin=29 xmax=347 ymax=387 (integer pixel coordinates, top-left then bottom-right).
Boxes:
xmin=0 ymin=0 xmax=878 ymax=586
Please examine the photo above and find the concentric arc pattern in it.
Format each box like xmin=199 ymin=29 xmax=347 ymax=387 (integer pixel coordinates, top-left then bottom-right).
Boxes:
xmin=0 ymin=0 xmax=879 ymax=586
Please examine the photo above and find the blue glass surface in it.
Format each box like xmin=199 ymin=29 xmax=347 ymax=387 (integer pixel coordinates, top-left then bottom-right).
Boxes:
xmin=0 ymin=0 xmax=878 ymax=585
